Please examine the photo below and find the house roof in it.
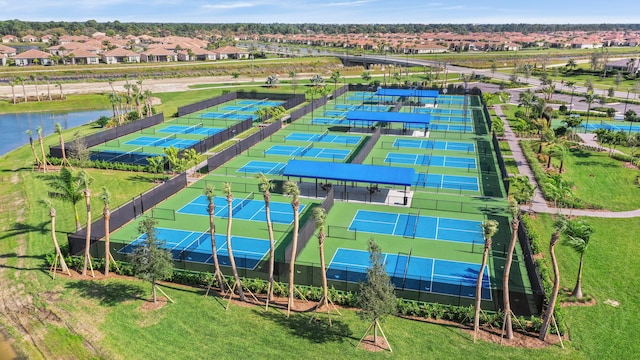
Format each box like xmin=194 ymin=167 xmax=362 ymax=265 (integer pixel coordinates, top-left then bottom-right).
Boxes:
xmin=141 ymin=47 xmax=176 ymax=56
xmin=212 ymin=45 xmax=247 ymax=54
xmin=68 ymin=49 xmax=100 ymax=58
xmin=102 ymin=48 xmax=139 ymax=57
xmin=15 ymin=49 xmax=52 ymax=59
xmin=0 ymin=44 xmax=17 ymax=54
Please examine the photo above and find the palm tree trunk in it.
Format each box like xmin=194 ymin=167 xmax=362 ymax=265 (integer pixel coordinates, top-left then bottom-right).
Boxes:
xmin=50 ymin=209 xmax=69 ymax=274
xmin=571 ymin=254 xmax=584 ymax=299
xmin=287 ymin=202 xmax=300 ymax=317
xmin=38 ymin=136 xmax=48 ymax=173
xmin=539 ymin=232 xmax=561 ymax=340
xmin=152 ymin=279 xmax=157 ymax=303
xmin=104 ymin=207 xmax=111 ymax=276
xmin=227 ymin=197 xmax=245 ymax=301
xmin=208 ymin=204 xmax=225 ymax=293
xmin=21 ymin=84 xmax=28 ymax=103
xmin=502 ymin=219 xmax=519 ymax=340
xmin=82 ymin=190 xmax=92 ymax=276
xmin=319 ymin=232 xmax=329 ymax=309
xmin=473 ymin=239 xmax=491 ymax=342
xmin=264 ymin=196 xmax=276 ymax=303
xmin=59 ymin=134 xmax=67 ymax=165
xmin=29 ymin=141 xmax=41 ymax=168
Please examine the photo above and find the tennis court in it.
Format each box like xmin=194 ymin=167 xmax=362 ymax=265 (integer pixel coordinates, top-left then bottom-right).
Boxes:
xmin=414 ymin=173 xmax=479 ymax=191
xmin=384 ymin=153 xmax=477 ymax=169
xmin=119 ymin=227 xmax=271 ymax=270
xmin=285 ymin=132 xmax=362 ymax=145
xmin=125 ymin=136 xmax=199 ymax=149
xmin=237 ymin=100 xmax=283 ymax=107
xmin=199 ymin=112 xmax=253 ymax=120
xmin=348 ymin=210 xmax=484 ymax=244
xmin=311 ymin=118 xmax=368 ymax=126
xmin=177 ymin=194 xmax=303 ymax=225
xmin=158 ymin=125 xmax=224 ymax=136
xmin=237 ymin=160 xmax=286 ymax=175
xmin=265 ymin=145 xmax=350 ymax=160
xmin=428 ymin=116 xmax=472 ymax=123
xmin=393 ymin=138 xmax=475 ymax=152
xmin=581 ymin=123 xmax=640 ymax=133
xmin=324 ymin=110 xmax=347 ymax=117
xmin=334 ymin=104 xmax=391 ymax=112
xmin=326 ymin=248 xmax=491 ymax=299
xmin=414 ymin=108 xmax=468 ymax=115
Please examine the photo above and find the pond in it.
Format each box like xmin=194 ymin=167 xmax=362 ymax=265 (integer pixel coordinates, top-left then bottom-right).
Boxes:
xmin=0 ymin=109 xmax=111 ymax=156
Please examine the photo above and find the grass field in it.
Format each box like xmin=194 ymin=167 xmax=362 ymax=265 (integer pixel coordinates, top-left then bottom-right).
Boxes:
xmin=522 ymin=140 xmax=640 ymax=211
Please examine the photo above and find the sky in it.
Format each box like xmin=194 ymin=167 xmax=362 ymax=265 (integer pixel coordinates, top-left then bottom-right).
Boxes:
xmin=1 ymin=0 xmax=639 ymax=24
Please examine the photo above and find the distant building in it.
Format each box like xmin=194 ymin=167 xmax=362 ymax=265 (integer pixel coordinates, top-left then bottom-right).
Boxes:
xmin=1 ymin=35 xmax=18 ymax=43
xmin=605 ymin=58 xmax=640 ymax=74
xmin=212 ymin=45 xmax=249 ymax=59
xmin=101 ymin=48 xmax=140 ymax=64
xmin=14 ymin=49 xmax=53 ymax=66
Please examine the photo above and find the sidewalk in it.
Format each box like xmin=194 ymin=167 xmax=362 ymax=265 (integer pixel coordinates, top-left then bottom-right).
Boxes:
xmin=493 ymin=106 xmax=640 ymax=218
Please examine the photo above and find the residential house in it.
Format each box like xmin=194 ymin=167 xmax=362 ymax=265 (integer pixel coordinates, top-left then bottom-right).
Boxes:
xmin=1 ymin=35 xmax=18 ymax=43
xmin=212 ymin=45 xmax=249 ymax=59
xmin=177 ymin=47 xmax=216 ymax=61
xmin=605 ymin=58 xmax=640 ymax=74
xmin=66 ymin=49 xmax=100 ymax=65
xmin=101 ymin=48 xmax=140 ymax=64
xmin=141 ymin=47 xmax=177 ymax=62
xmin=14 ymin=49 xmax=53 ymax=66
xmin=21 ymin=35 xmax=38 ymax=43
xmin=0 ymin=44 xmax=17 ymax=57
xmin=41 ymin=34 xmax=54 ymax=44
xmin=0 ymin=53 xmax=7 ymax=66
xmin=409 ymin=43 xmax=448 ymax=54
xmin=502 ymin=43 xmax=522 ymax=51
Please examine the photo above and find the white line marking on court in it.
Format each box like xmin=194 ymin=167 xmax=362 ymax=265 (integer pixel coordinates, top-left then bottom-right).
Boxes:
xmin=435 ymin=217 xmax=440 ymax=240
xmin=391 ymin=213 xmax=401 ymax=235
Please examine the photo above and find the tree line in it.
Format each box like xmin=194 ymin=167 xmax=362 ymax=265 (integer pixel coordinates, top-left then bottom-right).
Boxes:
xmin=3 ymin=20 xmax=640 ymax=38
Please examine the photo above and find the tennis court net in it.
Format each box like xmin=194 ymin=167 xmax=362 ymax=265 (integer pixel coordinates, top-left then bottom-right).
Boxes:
xmin=183 ymin=122 xmax=203 ymax=134
xmin=299 ymin=143 xmax=314 ymax=157
xmin=231 ymin=192 xmax=254 ymax=216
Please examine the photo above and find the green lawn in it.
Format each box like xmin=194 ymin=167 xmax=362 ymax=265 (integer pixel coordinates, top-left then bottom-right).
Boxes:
xmin=0 ymin=94 xmax=111 ymax=114
xmin=526 ymin=214 xmax=640 ymax=359
xmin=523 ymin=141 xmax=640 ymax=211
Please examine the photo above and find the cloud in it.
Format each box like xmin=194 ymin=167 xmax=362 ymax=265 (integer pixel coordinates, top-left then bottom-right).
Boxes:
xmin=325 ymin=0 xmax=374 ymax=7
xmin=202 ymin=2 xmax=256 ymax=10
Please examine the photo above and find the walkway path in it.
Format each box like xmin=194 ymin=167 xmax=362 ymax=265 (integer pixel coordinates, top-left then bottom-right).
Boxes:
xmin=494 ymin=105 xmax=640 ymax=218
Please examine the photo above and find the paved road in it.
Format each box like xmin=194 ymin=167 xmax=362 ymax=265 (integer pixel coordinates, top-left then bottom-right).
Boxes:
xmin=494 ymin=105 xmax=640 ymax=218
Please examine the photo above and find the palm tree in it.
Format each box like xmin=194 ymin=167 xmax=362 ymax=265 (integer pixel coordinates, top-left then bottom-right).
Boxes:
xmin=55 ymin=123 xmax=69 ymax=166
xmin=100 ymin=187 xmax=116 ymax=276
xmin=79 ymin=170 xmax=94 ymax=277
xmin=502 ymin=198 xmax=519 ymax=340
xmin=43 ymin=199 xmax=70 ymax=277
xmin=256 ymin=173 xmax=276 ymax=307
xmin=43 ymin=75 xmax=52 ymax=101
xmin=562 ymin=219 xmax=595 ymax=300
xmin=25 ymin=129 xmax=42 ymax=168
xmin=584 ymin=92 xmax=596 ymax=130
xmin=36 ymin=126 xmax=48 ymax=173
xmin=313 ymin=207 xmax=331 ymax=318
xmin=566 ymin=81 xmax=576 ymax=111
xmin=566 ymin=59 xmax=577 ymax=72
xmin=283 ymin=180 xmax=301 ymax=317
xmin=49 ymin=167 xmax=84 ymax=232
xmin=223 ymin=183 xmax=245 ymax=302
xmin=330 ymin=70 xmax=341 ymax=102
xmin=539 ymin=218 xmax=567 ymax=341
xmin=518 ymin=89 xmax=535 ymax=118
xmin=30 ymin=74 xmax=41 ymax=102
xmin=9 ymin=80 xmax=17 ymax=104
xmin=55 ymin=82 xmax=64 ymax=100
xmin=474 ymin=219 xmax=498 ymax=342
xmin=107 ymin=78 xmax=116 ymax=93
xmin=144 ymin=89 xmax=153 ymax=116
xmin=204 ymin=184 xmax=226 ymax=294
xmin=16 ymin=76 xmax=27 ymax=103
xmin=289 ymin=71 xmax=299 ymax=95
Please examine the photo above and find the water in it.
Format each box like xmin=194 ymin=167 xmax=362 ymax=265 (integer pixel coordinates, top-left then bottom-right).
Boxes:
xmin=0 ymin=109 xmax=112 ymax=156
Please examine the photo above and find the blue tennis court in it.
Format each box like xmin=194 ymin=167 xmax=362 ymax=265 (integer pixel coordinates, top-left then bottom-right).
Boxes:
xmin=428 ymin=116 xmax=472 ymax=123
xmin=324 ymin=110 xmax=347 ymax=117
xmin=119 ymin=227 xmax=271 ymax=269
xmin=581 ymin=123 xmax=640 ymax=133
xmin=327 ymin=248 xmax=491 ymax=299
xmin=349 ymin=210 xmax=484 ymax=244
xmin=384 ymin=153 xmax=477 ymax=169
xmin=311 ymin=117 xmax=371 ymax=126
xmin=414 ymin=108 xmax=468 ymax=116
xmin=237 ymin=100 xmax=283 ymax=107
xmin=125 ymin=136 xmax=199 ymax=149
xmin=334 ymin=104 xmax=391 ymax=111
xmin=285 ymin=132 xmax=362 ymax=145
xmin=221 ymin=105 xmax=262 ymax=113
xmin=414 ymin=173 xmax=479 ymax=191
xmin=237 ymin=160 xmax=286 ymax=175
xmin=199 ymin=112 xmax=253 ymax=120
xmin=393 ymin=138 xmax=475 ymax=153
xmin=177 ymin=194 xmax=303 ymax=225
xmin=265 ymin=145 xmax=350 ymax=160
xmin=158 ymin=125 xmax=224 ymax=136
